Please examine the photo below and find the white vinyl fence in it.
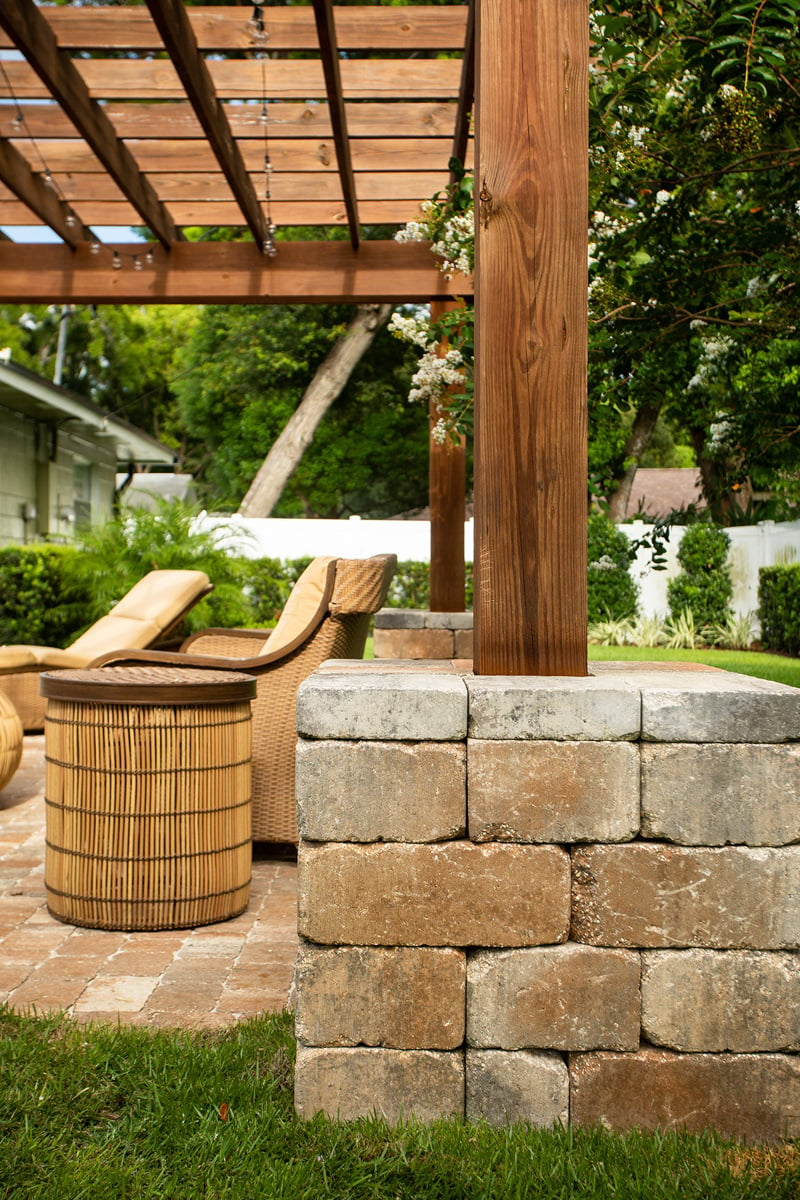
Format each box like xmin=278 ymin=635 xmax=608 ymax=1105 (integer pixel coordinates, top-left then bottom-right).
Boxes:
xmin=199 ymin=513 xmax=800 ymax=624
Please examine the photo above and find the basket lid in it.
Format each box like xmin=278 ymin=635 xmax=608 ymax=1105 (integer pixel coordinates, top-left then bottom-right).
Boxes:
xmin=40 ymin=666 xmax=257 ymax=706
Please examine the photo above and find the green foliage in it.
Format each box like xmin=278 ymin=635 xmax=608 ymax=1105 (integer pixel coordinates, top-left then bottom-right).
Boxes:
xmin=66 ymin=500 xmax=253 ymax=633
xmin=172 ymin=305 xmax=431 ymax=518
xmin=667 ymin=524 xmax=734 ymax=628
xmin=587 ymin=512 xmax=639 ymax=622
xmin=0 ymin=545 xmax=88 ymax=647
xmin=758 ymin=563 xmax=800 ymax=655
xmin=587 ymin=0 xmax=800 ymax=521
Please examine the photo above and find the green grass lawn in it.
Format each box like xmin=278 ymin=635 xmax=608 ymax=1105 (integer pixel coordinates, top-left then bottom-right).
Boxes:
xmin=588 ymin=645 xmax=800 ymax=688
xmin=1 ymin=1007 xmax=797 ymax=1200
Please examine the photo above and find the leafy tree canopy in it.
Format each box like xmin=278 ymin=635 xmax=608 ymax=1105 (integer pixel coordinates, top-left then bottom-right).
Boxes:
xmin=588 ymin=0 xmax=800 ymax=521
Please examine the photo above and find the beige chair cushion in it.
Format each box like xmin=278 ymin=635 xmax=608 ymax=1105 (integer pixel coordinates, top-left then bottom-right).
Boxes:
xmin=260 ymin=557 xmax=336 ymax=656
xmin=109 ymin=569 xmax=210 ymax=632
xmin=68 ymin=615 xmax=164 ymax=659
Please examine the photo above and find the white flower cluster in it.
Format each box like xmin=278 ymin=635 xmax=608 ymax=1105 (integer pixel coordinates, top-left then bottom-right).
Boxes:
xmin=431 ymin=211 xmax=474 ymax=278
xmin=589 ymin=554 xmax=618 ymax=572
xmin=408 ymin=346 xmax=465 ymax=407
xmin=395 ymin=200 xmax=474 ymax=279
xmin=707 ymin=412 xmax=734 ymax=453
xmin=686 ymin=334 xmax=735 ymax=392
xmin=388 ymin=310 xmax=431 ymax=349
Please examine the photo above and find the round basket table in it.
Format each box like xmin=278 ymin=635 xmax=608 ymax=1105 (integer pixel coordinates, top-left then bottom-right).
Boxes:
xmin=40 ymin=666 xmax=257 ymax=932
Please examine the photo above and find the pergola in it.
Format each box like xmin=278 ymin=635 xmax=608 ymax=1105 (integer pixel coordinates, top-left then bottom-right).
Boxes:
xmin=0 ymin=0 xmax=588 ymax=677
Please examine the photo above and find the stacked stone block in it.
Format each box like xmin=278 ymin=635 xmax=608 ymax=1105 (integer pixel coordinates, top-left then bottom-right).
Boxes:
xmin=373 ymin=609 xmax=474 ymax=660
xmin=293 ymin=661 xmax=800 ymax=1140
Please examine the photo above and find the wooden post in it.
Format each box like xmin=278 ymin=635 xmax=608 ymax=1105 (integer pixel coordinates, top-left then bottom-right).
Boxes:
xmin=473 ymin=0 xmax=588 ymax=675
xmin=429 ymin=299 xmax=467 ymax=613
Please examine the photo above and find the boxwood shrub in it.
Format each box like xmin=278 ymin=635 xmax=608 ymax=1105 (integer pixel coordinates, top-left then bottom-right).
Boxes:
xmin=587 ymin=512 xmax=638 ymax=623
xmin=758 ymin=562 xmax=800 ymax=656
xmin=667 ymin=523 xmax=733 ymax=628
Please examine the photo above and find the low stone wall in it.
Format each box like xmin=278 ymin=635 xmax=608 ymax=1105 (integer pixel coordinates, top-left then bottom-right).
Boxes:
xmin=373 ymin=609 xmax=473 ymax=661
xmin=293 ymin=660 xmax=800 ymax=1141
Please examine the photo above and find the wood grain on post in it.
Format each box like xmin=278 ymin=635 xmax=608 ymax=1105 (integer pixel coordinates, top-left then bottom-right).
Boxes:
xmin=429 ymin=299 xmax=467 ymax=613
xmin=474 ymin=0 xmax=588 ymax=675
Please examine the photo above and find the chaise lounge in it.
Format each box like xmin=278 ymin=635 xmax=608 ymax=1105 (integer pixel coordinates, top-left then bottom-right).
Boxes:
xmin=0 ymin=568 xmax=213 ymax=731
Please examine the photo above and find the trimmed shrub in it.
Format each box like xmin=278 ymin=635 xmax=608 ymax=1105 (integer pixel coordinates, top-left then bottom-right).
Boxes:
xmin=0 ymin=544 xmax=89 ymax=647
xmin=587 ymin=512 xmax=638 ymax=623
xmin=667 ymin=523 xmax=733 ymax=628
xmin=759 ymin=563 xmax=800 ymax=656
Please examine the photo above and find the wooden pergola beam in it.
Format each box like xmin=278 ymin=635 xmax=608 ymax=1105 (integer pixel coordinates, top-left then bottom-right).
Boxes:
xmin=0 ymin=0 xmax=179 ymax=249
xmin=0 ymin=137 xmax=90 ymax=248
xmin=144 ymin=0 xmax=267 ymax=250
xmin=312 ymin=0 xmax=360 ymax=250
xmin=473 ymin=0 xmax=588 ymax=675
xmin=451 ymin=0 xmax=475 ymax=175
xmin=0 ymin=240 xmax=471 ymax=306
xmin=0 ymin=6 xmax=469 ymax=54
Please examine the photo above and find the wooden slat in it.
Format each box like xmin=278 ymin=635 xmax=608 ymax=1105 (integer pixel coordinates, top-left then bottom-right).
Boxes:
xmin=312 ymin=0 xmax=359 ymax=249
xmin=473 ymin=0 xmax=588 ymax=675
xmin=39 ymin=170 xmax=446 ymax=205
xmin=0 ymin=0 xmax=178 ymax=248
xmin=0 ymin=102 xmax=467 ymax=140
xmin=2 ymin=57 xmax=462 ymax=102
xmin=0 ymin=136 xmax=89 ymax=247
xmin=9 ymin=138 xmax=472 ymax=175
xmin=144 ymin=0 xmax=267 ymax=249
xmin=0 ymin=6 xmax=469 ymax=53
xmin=0 ymin=198 xmax=431 ymax=228
xmin=0 ymin=240 xmax=473 ymax=305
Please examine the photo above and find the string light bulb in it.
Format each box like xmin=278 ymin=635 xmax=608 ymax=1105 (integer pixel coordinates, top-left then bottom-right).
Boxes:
xmin=89 ymin=240 xmax=101 ymax=255
xmin=112 ymin=251 xmax=122 ymax=271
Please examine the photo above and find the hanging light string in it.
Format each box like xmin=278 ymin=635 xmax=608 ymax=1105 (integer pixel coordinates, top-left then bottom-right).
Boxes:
xmin=248 ymin=5 xmax=277 ymax=257
xmin=1 ymin=58 xmax=157 ymax=271
xmin=0 ymin=58 xmax=82 ymax=233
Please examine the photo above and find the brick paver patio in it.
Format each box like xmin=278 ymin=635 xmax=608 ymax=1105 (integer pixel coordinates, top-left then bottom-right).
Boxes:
xmin=0 ymin=735 xmax=298 ymax=1028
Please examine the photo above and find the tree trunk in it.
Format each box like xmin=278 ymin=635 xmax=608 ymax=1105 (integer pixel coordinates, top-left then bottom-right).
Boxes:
xmin=606 ymin=399 xmax=663 ymax=522
xmin=238 ymin=302 xmax=393 ymax=518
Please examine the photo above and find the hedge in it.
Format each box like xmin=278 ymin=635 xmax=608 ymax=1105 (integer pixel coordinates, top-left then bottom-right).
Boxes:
xmin=667 ymin=523 xmax=733 ymax=629
xmin=0 ymin=545 xmax=89 ymax=647
xmin=758 ymin=563 xmax=800 ymax=656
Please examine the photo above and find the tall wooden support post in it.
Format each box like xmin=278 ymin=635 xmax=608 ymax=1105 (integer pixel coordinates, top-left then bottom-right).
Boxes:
xmin=429 ymin=299 xmax=467 ymax=613
xmin=474 ymin=0 xmax=588 ymax=675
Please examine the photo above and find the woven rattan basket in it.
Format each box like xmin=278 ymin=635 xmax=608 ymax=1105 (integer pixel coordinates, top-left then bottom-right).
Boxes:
xmin=41 ymin=666 xmax=256 ymax=931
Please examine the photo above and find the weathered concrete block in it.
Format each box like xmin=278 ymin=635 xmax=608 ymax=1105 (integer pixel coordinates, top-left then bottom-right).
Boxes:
xmin=469 ymin=741 xmax=639 ymax=843
xmin=298 ymin=841 xmax=571 ymax=947
xmin=642 ymin=743 xmax=800 ymax=846
xmin=426 ymin=612 xmax=473 ymax=630
xmin=296 ymin=740 xmax=466 ymax=843
xmin=466 ymin=1050 xmax=569 ymax=1127
xmin=468 ymin=945 xmax=640 ymax=1051
xmin=295 ymin=1047 xmax=464 ymax=1123
xmin=374 ymin=609 xmax=427 ymax=629
xmin=373 ymin=628 xmax=455 ymax=660
xmin=295 ymin=944 xmax=465 ymax=1049
xmin=570 ymin=1049 xmax=800 ymax=1143
xmin=466 ymin=677 xmax=641 ymax=741
xmin=571 ymin=845 xmax=800 ymax=948
xmin=641 ymin=949 xmax=800 ymax=1052
xmin=640 ymin=672 xmax=800 ymax=743
xmin=454 ymin=628 xmax=474 ymax=658
xmin=296 ymin=671 xmax=468 ymax=740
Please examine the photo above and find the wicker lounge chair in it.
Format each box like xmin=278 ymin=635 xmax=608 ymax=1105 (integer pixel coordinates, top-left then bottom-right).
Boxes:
xmin=0 ymin=569 xmax=213 ymax=731
xmin=92 ymin=554 xmax=397 ymax=843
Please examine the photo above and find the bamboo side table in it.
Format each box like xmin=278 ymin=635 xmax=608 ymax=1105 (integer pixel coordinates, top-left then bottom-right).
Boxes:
xmin=40 ymin=666 xmax=256 ymax=931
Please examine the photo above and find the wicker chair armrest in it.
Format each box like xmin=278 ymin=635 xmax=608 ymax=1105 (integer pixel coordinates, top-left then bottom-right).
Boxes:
xmin=88 ymin=641 xmax=288 ymax=676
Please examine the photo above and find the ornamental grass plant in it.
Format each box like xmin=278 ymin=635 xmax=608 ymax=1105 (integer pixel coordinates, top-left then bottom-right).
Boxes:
xmin=1 ymin=1007 xmax=798 ymax=1200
